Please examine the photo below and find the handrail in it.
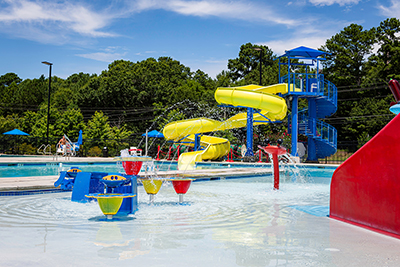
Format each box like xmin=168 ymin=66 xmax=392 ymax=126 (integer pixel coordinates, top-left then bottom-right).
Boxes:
xmin=297 ymin=111 xmax=337 ymax=149
xmin=280 ymin=73 xmax=337 ymax=106
xmin=282 ymin=72 xmax=338 ymax=157
xmin=37 ymin=144 xmax=52 ymax=155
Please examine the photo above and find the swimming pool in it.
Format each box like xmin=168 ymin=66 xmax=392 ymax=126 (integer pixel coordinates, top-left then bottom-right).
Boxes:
xmin=0 ymin=160 xmax=335 ymax=180
xmin=1 ymin=167 xmax=399 ymax=266
xmin=0 ymin=161 xmax=179 ymax=178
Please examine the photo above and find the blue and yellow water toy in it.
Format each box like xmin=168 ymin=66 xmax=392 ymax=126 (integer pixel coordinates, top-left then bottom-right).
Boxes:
xmin=100 ymin=174 xmax=129 ymax=190
xmin=54 ymin=167 xmax=82 ymax=190
xmin=86 ymin=174 xmax=136 ymax=220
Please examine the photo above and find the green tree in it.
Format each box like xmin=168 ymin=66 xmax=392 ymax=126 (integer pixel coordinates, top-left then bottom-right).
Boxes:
xmin=0 ymin=114 xmax=20 ymax=133
xmin=227 ymin=43 xmax=276 ymax=85
xmin=19 ymin=111 xmax=39 ymax=135
xmin=321 ymin=23 xmax=376 ymax=87
xmin=215 ymin=70 xmax=232 ymax=88
xmin=107 ymin=124 xmax=132 ymax=155
xmin=321 ymin=23 xmax=377 ymax=142
xmin=228 ymin=43 xmax=274 ymax=84
xmin=343 ymin=96 xmax=395 ymax=143
xmin=86 ymin=111 xmax=112 ymax=148
xmin=0 ymin=73 xmax=22 ymax=87
xmin=365 ymin=18 xmax=400 ymax=83
xmin=52 ymin=108 xmax=85 ymax=139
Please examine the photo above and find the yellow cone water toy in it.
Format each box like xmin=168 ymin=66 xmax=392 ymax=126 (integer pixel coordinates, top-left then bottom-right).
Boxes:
xmin=86 ymin=193 xmax=136 ymax=220
xmin=140 ymin=178 xmax=164 ymax=202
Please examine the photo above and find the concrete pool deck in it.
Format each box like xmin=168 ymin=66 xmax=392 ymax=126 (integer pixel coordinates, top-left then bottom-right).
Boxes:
xmin=0 ymin=156 xmax=274 ymax=191
xmin=2 ymin=156 xmax=400 ymax=267
xmin=0 ymin=156 xmax=116 ymax=191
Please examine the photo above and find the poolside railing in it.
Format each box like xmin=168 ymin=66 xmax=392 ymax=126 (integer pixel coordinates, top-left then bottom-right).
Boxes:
xmin=297 ymin=112 xmax=337 ymax=149
xmin=280 ymin=73 xmax=337 ymax=106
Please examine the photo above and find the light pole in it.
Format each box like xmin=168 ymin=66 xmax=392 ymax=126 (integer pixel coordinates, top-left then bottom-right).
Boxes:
xmin=253 ymin=47 xmax=262 ymax=85
xmin=42 ymin=61 xmax=52 ymax=145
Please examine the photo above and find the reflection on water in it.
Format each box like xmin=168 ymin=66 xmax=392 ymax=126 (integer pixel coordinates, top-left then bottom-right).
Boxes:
xmin=0 ymin=174 xmax=399 ymax=266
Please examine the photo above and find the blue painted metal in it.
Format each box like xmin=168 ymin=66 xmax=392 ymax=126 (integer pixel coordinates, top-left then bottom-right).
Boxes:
xmin=106 ymin=175 xmax=137 ymax=214
xmin=291 ymin=96 xmax=299 ymax=156
xmin=57 ymin=171 xmax=138 ymax=214
xmin=277 ymin=46 xmax=337 ymax=160
xmin=71 ymin=172 xmax=94 ymax=202
xmin=307 ymin=99 xmax=317 ymax=161
xmin=245 ymin=107 xmax=254 ymax=156
xmin=54 ymin=171 xmax=68 ymax=189
xmin=194 ymin=134 xmax=201 ymax=151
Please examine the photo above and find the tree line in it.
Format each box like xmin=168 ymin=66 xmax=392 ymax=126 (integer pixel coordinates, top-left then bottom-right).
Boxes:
xmin=1 ymin=18 xmax=399 ymax=155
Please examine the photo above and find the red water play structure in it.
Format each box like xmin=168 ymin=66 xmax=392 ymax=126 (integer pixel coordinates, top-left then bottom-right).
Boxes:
xmin=170 ymin=178 xmax=194 ymax=203
xmin=329 ymin=79 xmax=400 ymax=238
xmin=258 ymin=139 xmax=287 ymax=190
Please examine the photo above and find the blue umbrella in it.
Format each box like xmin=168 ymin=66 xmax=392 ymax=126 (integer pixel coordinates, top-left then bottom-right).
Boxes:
xmin=2 ymin=129 xmax=29 ymax=154
xmin=142 ymin=130 xmax=164 ymax=138
xmin=77 ymin=130 xmax=83 ymax=145
xmin=2 ymin=129 xmax=29 ymax=136
xmin=141 ymin=130 xmax=164 ymax=156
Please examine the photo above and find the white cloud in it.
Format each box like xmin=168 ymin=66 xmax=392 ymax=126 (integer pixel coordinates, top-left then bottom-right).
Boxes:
xmin=131 ymin=0 xmax=301 ymax=27
xmin=308 ymin=0 xmax=360 ymax=6
xmin=262 ymin=35 xmax=330 ymax=56
xmin=378 ymin=0 xmax=400 ymax=18
xmin=183 ymin=58 xmax=228 ymax=78
xmin=77 ymin=47 xmax=127 ymax=62
xmin=0 ymin=0 xmax=306 ymax=45
xmin=0 ymin=0 xmax=116 ymax=42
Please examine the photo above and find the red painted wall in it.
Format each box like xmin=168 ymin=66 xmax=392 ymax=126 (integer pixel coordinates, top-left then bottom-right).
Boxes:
xmin=330 ymin=114 xmax=400 ymax=238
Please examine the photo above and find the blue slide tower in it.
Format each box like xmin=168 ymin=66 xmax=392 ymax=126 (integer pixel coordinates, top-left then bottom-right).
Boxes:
xmin=276 ymin=46 xmax=338 ymax=161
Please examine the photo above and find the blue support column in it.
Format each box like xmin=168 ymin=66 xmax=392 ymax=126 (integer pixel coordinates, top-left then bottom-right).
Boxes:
xmin=291 ymin=96 xmax=298 ymax=157
xmin=245 ymin=107 xmax=254 ymax=156
xmin=307 ymin=99 xmax=318 ymax=161
xmin=194 ymin=134 xmax=201 ymax=151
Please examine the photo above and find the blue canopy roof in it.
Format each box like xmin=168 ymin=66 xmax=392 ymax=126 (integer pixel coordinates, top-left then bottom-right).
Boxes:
xmin=2 ymin=129 xmax=29 ymax=136
xmin=142 ymin=130 xmax=164 ymax=138
xmin=278 ymin=46 xmax=328 ymax=59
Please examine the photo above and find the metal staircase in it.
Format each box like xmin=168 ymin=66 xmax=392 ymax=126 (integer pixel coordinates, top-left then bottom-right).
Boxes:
xmin=276 ymin=46 xmax=338 ymax=161
xmin=284 ymin=73 xmax=338 ymax=160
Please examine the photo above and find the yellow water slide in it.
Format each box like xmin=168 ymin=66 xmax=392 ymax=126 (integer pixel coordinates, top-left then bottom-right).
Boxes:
xmin=162 ymin=84 xmax=289 ymax=170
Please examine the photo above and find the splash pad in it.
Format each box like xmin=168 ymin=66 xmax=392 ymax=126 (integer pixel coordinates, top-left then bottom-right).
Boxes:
xmin=5 ymin=164 xmax=400 ymax=266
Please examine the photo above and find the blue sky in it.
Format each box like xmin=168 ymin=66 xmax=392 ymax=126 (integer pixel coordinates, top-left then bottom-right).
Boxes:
xmin=0 ymin=0 xmax=398 ymax=80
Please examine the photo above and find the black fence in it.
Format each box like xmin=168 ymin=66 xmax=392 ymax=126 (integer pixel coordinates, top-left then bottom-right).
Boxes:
xmin=318 ymin=141 xmax=365 ymax=164
xmin=0 ymin=134 xmax=157 ymax=157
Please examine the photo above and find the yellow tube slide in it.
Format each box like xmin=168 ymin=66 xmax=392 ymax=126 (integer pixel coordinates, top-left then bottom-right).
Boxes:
xmin=163 ymin=84 xmax=289 ymax=170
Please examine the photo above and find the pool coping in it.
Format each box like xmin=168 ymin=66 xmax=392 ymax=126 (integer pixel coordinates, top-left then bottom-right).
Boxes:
xmin=0 ymin=156 xmax=339 ymax=194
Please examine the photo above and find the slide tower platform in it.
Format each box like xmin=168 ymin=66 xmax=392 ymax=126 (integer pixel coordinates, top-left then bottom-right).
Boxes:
xmin=277 ymin=46 xmax=338 ymax=161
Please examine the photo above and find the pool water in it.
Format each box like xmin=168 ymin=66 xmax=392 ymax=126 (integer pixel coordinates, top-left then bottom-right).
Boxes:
xmin=1 ymin=170 xmax=399 ymax=266
xmin=0 ymin=161 xmax=180 ymax=178
xmin=0 ymin=161 xmax=335 ymax=180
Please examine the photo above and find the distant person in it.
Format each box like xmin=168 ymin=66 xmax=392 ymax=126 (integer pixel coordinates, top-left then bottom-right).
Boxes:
xmin=58 ymin=136 xmax=67 ymax=155
xmin=58 ymin=136 xmax=66 ymax=147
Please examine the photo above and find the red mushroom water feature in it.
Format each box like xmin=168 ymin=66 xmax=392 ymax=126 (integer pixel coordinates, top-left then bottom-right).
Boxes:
xmin=258 ymin=139 xmax=287 ymax=190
